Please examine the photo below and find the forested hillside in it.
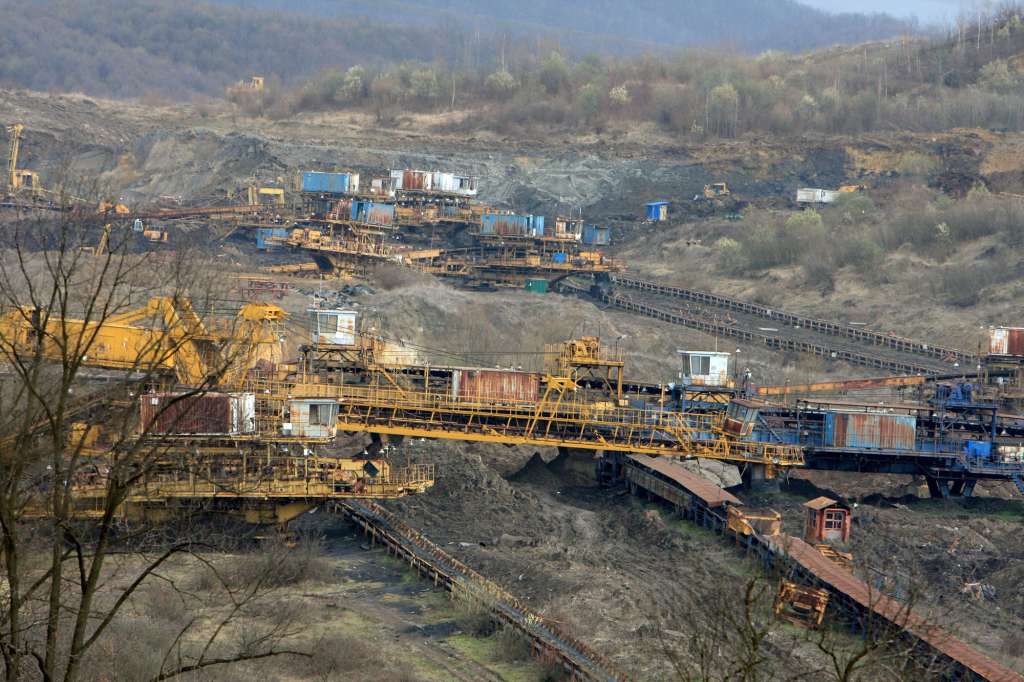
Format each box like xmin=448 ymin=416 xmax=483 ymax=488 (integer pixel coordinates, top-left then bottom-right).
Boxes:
xmin=228 ymin=0 xmax=914 ymax=52
xmin=0 ymin=0 xmax=915 ymax=99
xmin=0 ymin=0 xmax=442 ymax=98
xmin=277 ymin=6 xmax=1024 ymax=139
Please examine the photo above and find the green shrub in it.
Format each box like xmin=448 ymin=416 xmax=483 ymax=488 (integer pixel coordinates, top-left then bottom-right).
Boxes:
xmin=715 ymin=237 xmax=745 ymax=273
xmin=835 ymin=236 xmax=883 ymax=273
xmin=928 ymin=264 xmax=1004 ymax=307
xmin=896 ymin=152 xmax=938 ymax=178
xmin=829 ymin=193 xmax=876 ymax=223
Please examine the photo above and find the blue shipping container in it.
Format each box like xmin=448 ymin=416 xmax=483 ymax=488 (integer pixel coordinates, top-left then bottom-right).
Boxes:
xmin=645 ymin=201 xmax=669 ymax=221
xmin=481 ymin=213 xmax=532 ymax=237
xmin=530 ymin=215 xmax=545 ymax=236
xmin=965 ymin=441 xmax=992 ymax=458
xmin=256 ymin=227 xmax=289 ymax=250
xmin=582 ymin=224 xmax=610 ymax=245
xmin=302 ymin=171 xmax=350 ymax=194
xmin=351 ymin=200 xmax=395 ymax=226
xmin=552 ymin=252 xmax=568 ymax=264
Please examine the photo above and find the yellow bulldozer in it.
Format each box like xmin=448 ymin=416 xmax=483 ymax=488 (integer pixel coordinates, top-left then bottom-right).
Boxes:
xmin=703 ymin=182 xmax=730 ymax=198
xmin=695 ymin=181 xmax=745 ymax=218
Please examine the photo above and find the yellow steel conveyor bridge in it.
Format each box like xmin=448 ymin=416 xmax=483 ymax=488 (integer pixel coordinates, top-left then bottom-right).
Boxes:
xmin=276 ymin=379 xmax=805 ymax=468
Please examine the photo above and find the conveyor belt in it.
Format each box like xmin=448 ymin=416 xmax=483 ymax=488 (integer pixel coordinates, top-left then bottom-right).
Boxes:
xmin=558 ymin=280 xmax=940 ymax=375
xmin=612 ymin=275 xmax=975 ymax=364
xmin=621 ymin=456 xmax=1024 ymax=681
xmin=337 ymin=500 xmax=628 ymax=682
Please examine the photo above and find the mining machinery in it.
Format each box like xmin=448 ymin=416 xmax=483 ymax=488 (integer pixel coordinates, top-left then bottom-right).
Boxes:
xmin=5 ymin=123 xmax=40 ymax=196
xmin=0 ymin=296 xmax=287 ymax=389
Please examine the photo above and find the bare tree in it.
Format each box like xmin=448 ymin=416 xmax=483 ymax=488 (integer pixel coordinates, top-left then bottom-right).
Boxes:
xmin=0 ymin=205 xmax=309 ymax=681
xmin=642 ymin=523 xmax=958 ymax=681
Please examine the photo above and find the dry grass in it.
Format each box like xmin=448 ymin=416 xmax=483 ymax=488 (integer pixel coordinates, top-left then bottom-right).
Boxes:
xmin=454 ymin=598 xmax=498 ymax=638
xmin=495 ymin=625 xmax=533 ymax=663
xmin=224 ymin=535 xmax=334 ymax=589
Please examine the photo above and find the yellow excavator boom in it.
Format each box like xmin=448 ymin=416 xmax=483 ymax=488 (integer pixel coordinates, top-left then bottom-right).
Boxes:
xmin=0 ymin=297 xmax=286 ymax=387
xmin=7 ymin=123 xmax=22 ymax=189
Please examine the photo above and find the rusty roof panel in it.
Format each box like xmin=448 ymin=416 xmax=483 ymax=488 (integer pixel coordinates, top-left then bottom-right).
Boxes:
xmin=626 ymin=454 xmax=742 ymax=508
xmin=803 ymin=496 xmax=841 ymax=510
xmin=770 ymin=535 xmax=1024 ymax=682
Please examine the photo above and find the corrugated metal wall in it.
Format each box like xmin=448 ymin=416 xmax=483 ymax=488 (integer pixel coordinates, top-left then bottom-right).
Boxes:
xmin=825 ymin=412 xmax=916 ymax=450
xmin=989 ymin=328 xmax=1024 ymax=356
xmin=301 ymin=172 xmax=353 ymax=194
xmin=140 ymin=393 xmax=255 ymax=435
xmin=582 ymin=225 xmax=610 ymax=245
xmin=452 ymin=369 xmax=540 ymax=403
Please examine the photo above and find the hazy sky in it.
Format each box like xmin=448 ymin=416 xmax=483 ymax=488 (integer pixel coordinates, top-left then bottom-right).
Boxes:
xmin=804 ymin=0 xmax=970 ymax=22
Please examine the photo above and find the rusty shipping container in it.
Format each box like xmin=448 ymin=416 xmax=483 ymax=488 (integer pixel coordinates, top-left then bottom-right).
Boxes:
xmin=402 ymin=170 xmax=431 ymax=191
xmin=451 ymin=369 xmax=540 ymax=403
xmin=989 ymin=327 xmax=1024 ymax=356
xmin=140 ymin=392 xmax=256 ymax=435
xmin=824 ymin=412 xmax=916 ymax=450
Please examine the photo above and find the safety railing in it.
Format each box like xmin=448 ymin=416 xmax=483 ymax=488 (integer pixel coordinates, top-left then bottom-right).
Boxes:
xmin=278 ymin=381 xmax=804 ymax=465
xmin=611 ymin=275 xmax=974 ymax=364
xmin=341 ymin=501 xmax=629 ymax=682
xmin=68 ymin=458 xmax=435 ymax=503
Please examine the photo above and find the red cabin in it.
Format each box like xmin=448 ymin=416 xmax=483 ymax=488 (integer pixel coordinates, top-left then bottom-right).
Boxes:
xmin=803 ymin=497 xmax=851 ymax=544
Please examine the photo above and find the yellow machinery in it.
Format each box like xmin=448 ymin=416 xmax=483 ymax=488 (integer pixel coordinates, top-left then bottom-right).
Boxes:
xmin=278 ymin=220 xmax=624 ymax=286
xmin=43 ymin=447 xmax=435 ymax=526
xmin=248 ymin=185 xmax=285 ymax=206
xmin=142 ymin=227 xmax=169 ymax=243
xmin=0 ymin=296 xmax=287 ymax=388
xmin=267 ymin=330 xmax=806 ymax=468
xmin=546 ymin=336 xmax=626 ymax=401
xmin=703 ymin=182 xmax=730 ymax=198
xmin=263 ymin=261 xmax=322 ymax=275
xmin=89 ymin=223 xmax=113 ymax=258
xmin=28 ymin=422 xmax=435 ymax=525
xmin=98 ymin=200 xmax=130 ymax=215
xmin=838 ymin=184 xmax=866 ymax=193
xmin=774 ymin=580 xmax=829 ymax=628
xmin=727 ymin=506 xmax=783 ymax=537
xmin=227 ymin=75 xmax=265 ymax=98
xmin=6 ymin=123 xmax=40 ymax=195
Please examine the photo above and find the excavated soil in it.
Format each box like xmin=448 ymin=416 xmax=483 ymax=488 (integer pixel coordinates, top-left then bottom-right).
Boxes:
xmin=4 ymin=89 xmax=1024 ymax=677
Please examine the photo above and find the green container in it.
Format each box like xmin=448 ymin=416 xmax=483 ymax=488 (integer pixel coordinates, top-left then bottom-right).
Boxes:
xmin=524 ymin=278 xmax=549 ymax=294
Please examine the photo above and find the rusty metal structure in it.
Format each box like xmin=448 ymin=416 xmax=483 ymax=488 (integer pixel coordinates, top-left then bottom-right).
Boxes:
xmin=35 ymin=446 xmax=434 ymax=526
xmin=774 ymin=580 xmax=830 ymax=628
xmin=608 ymin=275 xmax=975 ymax=365
xmin=273 ymin=376 xmax=805 ymax=468
xmin=621 ymin=455 xmax=1024 ymax=681
xmin=559 ymin=280 xmax=948 ymax=375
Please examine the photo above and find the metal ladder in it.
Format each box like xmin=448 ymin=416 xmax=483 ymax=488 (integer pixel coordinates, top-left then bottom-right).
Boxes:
xmin=1013 ymin=474 xmax=1024 ymax=497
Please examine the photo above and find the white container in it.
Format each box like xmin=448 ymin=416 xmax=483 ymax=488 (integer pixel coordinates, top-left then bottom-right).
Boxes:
xmin=796 ymin=188 xmax=840 ymax=204
xmin=310 ymin=309 xmax=357 ymax=346
xmin=678 ymin=350 xmax=732 ymax=386
xmin=285 ymin=399 xmax=338 ymax=438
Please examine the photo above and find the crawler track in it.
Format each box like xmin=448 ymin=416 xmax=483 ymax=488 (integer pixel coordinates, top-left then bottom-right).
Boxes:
xmin=337 ymin=500 xmax=628 ymax=682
